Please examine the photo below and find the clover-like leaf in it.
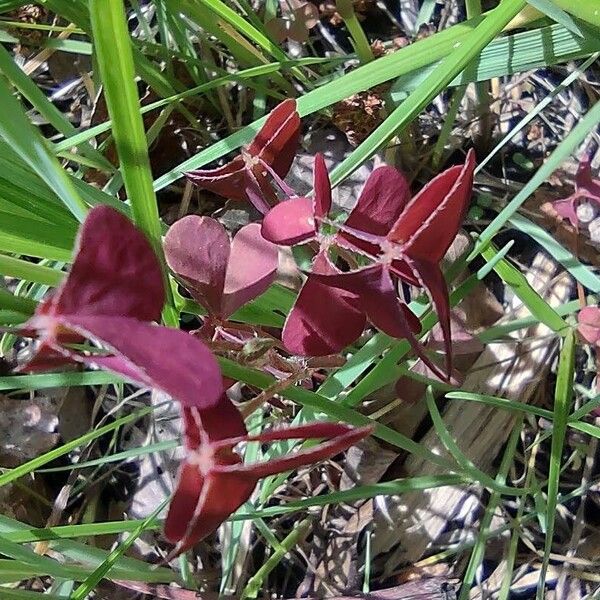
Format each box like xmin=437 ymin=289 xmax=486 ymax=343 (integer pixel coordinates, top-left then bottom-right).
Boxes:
xmin=187 ymin=100 xmax=300 ymax=212
xmin=165 ymin=216 xmax=278 ymax=320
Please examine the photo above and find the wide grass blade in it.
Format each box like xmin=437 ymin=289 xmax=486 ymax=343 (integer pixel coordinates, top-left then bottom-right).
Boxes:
xmin=88 ymin=0 xmax=162 ymax=247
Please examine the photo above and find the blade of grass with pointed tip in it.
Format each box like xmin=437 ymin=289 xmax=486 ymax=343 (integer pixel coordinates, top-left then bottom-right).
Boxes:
xmin=89 ymin=0 xmax=177 ymax=324
xmin=88 ymin=0 xmax=161 ymax=248
xmin=425 ymin=388 xmax=527 ymax=496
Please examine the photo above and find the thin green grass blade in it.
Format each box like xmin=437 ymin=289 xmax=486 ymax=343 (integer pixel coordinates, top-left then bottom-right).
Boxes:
xmin=526 ymin=0 xmax=585 ymax=36
xmin=88 ymin=0 xmax=162 ymax=247
xmin=0 ymin=255 xmax=63 ymax=287
xmin=537 ymin=329 xmax=575 ymax=597
xmin=0 ymin=77 xmax=88 ymax=221
xmin=0 ymin=371 xmax=124 ymax=391
xmin=446 ymin=391 xmax=554 ymax=420
xmin=425 ymin=388 xmax=527 ymax=496
xmin=458 ymin=417 xmax=522 ymax=600
xmin=508 ymin=213 xmax=600 ymax=293
xmin=0 ymin=407 xmax=152 ymax=487
xmin=0 ymin=288 xmax=37 ymax=315
xmin=241 ymin=519 xmax=311 ymax=599
xmin=1 ymin=474 xmax=467 ymax=544
xmin=480 ymin=244 xmax=568 ymax=333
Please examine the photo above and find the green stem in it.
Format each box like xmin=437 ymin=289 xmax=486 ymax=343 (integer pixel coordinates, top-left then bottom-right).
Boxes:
xmin=336 ymin=0 xmax=375 ymax=63
xmin=241 ymin=519 xmax=311 ymax=599
xmin=89 ymin=0 xmax=177 ymax=325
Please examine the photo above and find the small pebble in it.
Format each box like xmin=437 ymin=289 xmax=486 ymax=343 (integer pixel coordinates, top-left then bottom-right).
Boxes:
xmin=588 ymin=216 xmax=600 ymax=244
xmin=576 ymin=201 xmax=597 ymax=224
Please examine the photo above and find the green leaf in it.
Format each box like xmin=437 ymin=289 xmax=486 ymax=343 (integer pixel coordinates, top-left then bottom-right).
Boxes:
xmin=88 ymin=0 xmax=162 ymax=248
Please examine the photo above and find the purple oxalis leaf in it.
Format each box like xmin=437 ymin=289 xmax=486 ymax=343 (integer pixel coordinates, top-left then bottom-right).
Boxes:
xmin=164 ymin=216 xmax=279 ymax=320
xmin=186 ymin=100 xmax=301 ymax=212
xmin=282 ymin=252 xmax=366 ymax=356
xmin=552 ymin=156 xmax=600 ymax=229
xmin=262 ymin=153 xmax=332 ymax=246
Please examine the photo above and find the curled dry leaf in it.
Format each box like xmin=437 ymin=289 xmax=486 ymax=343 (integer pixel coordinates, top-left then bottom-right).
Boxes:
xmin=266 ymin=0 xmax=319 ymax=43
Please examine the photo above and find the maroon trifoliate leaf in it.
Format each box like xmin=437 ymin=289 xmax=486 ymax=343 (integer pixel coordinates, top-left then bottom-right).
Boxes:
xmin=44 ymin=205 xmax=164 ymax=322
xmin=165 ymin=217 xmax=278 ymax=319
xmin=345 ymin=165 xmax=411 ymax=238
xmin=404 ymin=259 xmax=452 ymax=374
xmin=578 ymin=306 xmax=600 ymax=347
xmin=224 ymin=423 xmax=373 ymax=479
xmin=552 ymin=156 xmax=600 ymax=229
xmin=18 ymin=205 xmax=165 ymax=372
xmin=261 ymin=153 xmax=331 ymax=246
xmin=310 ymin=264 xmax=450 ymax=380
xmin=387 ymin=149 xmax=476 ymax=262
xmin=34 ymin=315 xmax=224 ymax=410
xmin=163 ymin=215 xmax=229 ymax=315
xmin=221 ymin=223 xmax=279 ymax=318
xmin=313 ymin=152 xmax=332 ymax=219
xmin=164 ymin=415 xmax=372 ymax=557
xmin=282 ymin=252 xmax=366 ymax=356
xmin=187 ymin=100 xmax=300 ymax=211
xmin=261 ymin=196 xmax=315 ymax=245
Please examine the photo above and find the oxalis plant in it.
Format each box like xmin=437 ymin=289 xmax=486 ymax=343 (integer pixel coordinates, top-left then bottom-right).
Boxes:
xmin=14 ymin=100 xmax=473 ymax=558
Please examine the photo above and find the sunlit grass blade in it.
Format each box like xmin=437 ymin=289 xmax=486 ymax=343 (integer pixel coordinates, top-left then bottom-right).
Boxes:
xmin=330 ymin=0 xmax=526 ymax=183
xmin=458 ymin=418 xmax=522 ymax=599
xmin=88 ymin=0 xmax=161 ymax=246
xmin=0 ymin=76 xmax=88 ymax=221
xmin=480 ymin=244 xmax=568 ymax=334
xmin=537 ymin=329 xmax=575 ymax=597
